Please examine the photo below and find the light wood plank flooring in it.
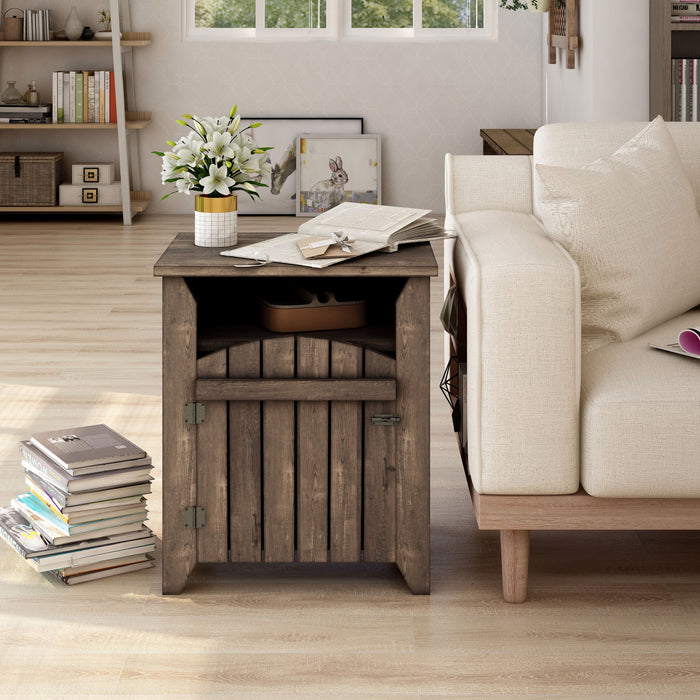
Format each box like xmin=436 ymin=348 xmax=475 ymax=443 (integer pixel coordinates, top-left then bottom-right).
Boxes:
xmin=1 ymin=214 xmax=700 ymax=697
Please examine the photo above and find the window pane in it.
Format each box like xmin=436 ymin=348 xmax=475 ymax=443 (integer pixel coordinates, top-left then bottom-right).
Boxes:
xmin=422 ymin=0 xmax=484 ymax=28
xmin=265 ymin=0 xmax=326 ymax=28
xmin=195 ymin=0 xmax=255 ymax=28
xmin=351 ymin=0 xmax=412 ymax=29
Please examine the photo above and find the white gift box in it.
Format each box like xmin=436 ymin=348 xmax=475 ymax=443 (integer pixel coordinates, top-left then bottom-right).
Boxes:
xmin=59 ymin=182 xmax=122 ymax=206
xmin=71 ymin=162 xmax=115 ymax=185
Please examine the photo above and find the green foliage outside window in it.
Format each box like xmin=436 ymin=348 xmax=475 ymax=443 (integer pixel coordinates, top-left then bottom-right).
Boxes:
xmin=195 ymin=0 xmax=484 ymax=30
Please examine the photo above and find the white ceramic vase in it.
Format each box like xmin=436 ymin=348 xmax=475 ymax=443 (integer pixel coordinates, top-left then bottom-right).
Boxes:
xmin=64 ymin=5 xmax=83 ymax=40
xmin=194 ymin=194 xmax=238 ymax=247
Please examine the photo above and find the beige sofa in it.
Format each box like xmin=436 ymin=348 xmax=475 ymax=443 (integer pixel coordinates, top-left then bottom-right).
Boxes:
xmin=444 ymin=118 xmax=700 ymax=602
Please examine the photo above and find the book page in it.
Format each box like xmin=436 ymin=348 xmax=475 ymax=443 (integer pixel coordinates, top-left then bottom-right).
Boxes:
xmin=297 ymin=203 xmax=431 ymax=243
xmin=316 ymin=203 xmax=430 ymax=232
xmin=221 ymin=232 xmax=387 ymax=268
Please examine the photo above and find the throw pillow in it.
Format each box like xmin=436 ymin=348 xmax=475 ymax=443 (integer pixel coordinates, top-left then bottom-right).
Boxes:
xmin=536 ymin=116 xmax=700 ymax=354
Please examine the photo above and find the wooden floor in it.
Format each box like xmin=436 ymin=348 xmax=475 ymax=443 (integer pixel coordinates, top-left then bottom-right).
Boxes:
xmin=1 ymin=214 xmax=700 ymax=697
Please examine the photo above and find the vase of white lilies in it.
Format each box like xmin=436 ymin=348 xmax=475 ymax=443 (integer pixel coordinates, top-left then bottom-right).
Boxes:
xmin=154 ymin=106 xmax=271 ymax=247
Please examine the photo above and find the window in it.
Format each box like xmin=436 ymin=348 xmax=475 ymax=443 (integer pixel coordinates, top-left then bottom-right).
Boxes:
xmin=349 ymin=0 xmax=486 ymax=31
xmin=184 ymin=0 xmax=494 ymax=40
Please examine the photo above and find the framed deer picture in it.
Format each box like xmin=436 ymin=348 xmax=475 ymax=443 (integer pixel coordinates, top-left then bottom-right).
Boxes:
xmin=237 ymin=117 xmax=363 ymax=215
xmin=296 ymin=134 xmax=381 ymax=217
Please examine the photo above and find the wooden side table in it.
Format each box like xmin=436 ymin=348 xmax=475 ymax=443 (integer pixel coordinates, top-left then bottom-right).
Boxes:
xmin=480 ymin=128 xmax=536 ymax=156
xmin=153 ymin=230 xmax=437 ymax=594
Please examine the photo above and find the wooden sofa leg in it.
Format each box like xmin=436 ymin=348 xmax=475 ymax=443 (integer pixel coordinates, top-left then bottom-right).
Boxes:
xmin=500 ymin=529 xmax=530 ymax=603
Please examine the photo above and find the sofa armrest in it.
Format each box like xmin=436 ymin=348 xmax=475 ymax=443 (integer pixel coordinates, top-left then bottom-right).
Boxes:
xmin=446 ymin=210 xmax=581 ymax=495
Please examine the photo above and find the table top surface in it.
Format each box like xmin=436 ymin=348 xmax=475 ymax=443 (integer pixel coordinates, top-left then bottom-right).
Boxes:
xmin=480 ymin=128 xmax=536 ymax=156
xmin=154 ymin=231 xmax=439 ymax=278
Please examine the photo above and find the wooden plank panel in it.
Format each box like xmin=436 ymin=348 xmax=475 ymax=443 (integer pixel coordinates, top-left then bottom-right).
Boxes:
xmin=196 ymin=377 xmax=395 ymax=402
xmin=229 ymin=341 xmax=262 ymax=562
xmin=363 ymin=350 xmax=397 ymax=563
xmin=470 ymin=479 xmax=700 ymax=531
xmin=161 ymin=277 xmax=198 ymax=594
xmin=262 ymin=337 xmax=296 ymax=562
xmin=196 ymin=349 xmax=228 ymax=563
xmin=330 ymin=342 xmax=363 ymax=562
xmin=296 ymin=337 xmax=329 ymax=562
xmin=395 ymin=277 xmax=431 ymax=594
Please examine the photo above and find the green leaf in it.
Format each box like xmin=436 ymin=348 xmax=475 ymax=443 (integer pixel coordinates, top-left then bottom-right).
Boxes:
xmin=151 ymin=151 xmax=165 ymax=157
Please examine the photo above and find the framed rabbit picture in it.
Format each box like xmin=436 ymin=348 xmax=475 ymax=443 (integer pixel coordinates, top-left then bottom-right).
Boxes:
xmin=296 ymin=134 xmax=381 ymax=217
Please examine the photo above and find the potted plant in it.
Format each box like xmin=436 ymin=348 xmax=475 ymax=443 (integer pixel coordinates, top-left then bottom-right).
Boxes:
xmin=500 ymin=0 xmax=561 ymax=11
xmin=95 ymin=8 xmax=113 ymax=39
xmin=153 ymin=106 xmax=272 ymax=247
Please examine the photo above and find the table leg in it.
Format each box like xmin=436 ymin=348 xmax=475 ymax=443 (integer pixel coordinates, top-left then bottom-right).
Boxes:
xmin=162 ymin=277 xmax=198 ymax=594
xmin=395 ymin=276 xmax=431 ymax=594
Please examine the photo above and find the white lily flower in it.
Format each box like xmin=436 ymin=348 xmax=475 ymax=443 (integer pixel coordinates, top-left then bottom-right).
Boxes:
xmin=199 ymin=163 xmax=235 ymax=196
xmin=204 ymin=131 xmax=235 ymax=160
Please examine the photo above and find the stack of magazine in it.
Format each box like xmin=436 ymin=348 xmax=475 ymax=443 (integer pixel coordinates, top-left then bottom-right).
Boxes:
xmin=0 ymin=424 xmax=155 ymax=585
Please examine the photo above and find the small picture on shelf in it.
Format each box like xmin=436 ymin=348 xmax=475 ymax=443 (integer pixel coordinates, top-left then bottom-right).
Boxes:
xmin=296 ymin=134 xmax=381 ymax=217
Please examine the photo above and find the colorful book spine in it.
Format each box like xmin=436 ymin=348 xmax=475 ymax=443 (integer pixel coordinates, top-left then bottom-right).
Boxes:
xmin=109 ymin=70 xmax=117 ymax=123
xmin=75 ymin=72 xmax=83 ymax=124
xmin=99 ymin=71 xmax=106 ymax=123
xmin=52 ymin=71 xmax=58 ymax=124
xmin=87 ymin=73 xmax=96 ymax=123
xmin=105 ymin=71 xmax=111 ymax=124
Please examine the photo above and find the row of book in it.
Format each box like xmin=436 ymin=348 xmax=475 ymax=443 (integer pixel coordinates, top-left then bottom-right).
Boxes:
xmin=672 ymin=2 xmax=700 ymax=21
xmin=673 ymin=58 xmax=699 ymax=122
xmin=22 ymin=9 xmax=52 ymax=40
xmin=51 ymin=70 xmax=117 ymax=125
xmin=0 ymin=424 xmax=155 ymax=585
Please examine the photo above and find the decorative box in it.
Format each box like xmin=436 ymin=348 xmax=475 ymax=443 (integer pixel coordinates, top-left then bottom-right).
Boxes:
xmin=71 ymin=162 xmax=115 ymax=185
xmin=258 ymin=284 xmax=366 ymax=333
xmin=0 ymin=152 xmax=63 ymax=206
xmin=59 ymin=182 xmax=122 ymax=206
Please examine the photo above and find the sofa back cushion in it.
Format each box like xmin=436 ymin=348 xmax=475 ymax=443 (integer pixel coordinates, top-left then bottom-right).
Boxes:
xmin=533 ymin=121 xmax=700 ymax=221
xmin=535 ymin=117 xmax=700 ymax=354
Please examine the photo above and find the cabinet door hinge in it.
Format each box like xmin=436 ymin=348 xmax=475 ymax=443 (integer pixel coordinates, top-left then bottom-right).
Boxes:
xmin=184 ymin=402 xmax=205 ymax=424
xmin=371 ymin=414 xmax=401 ymax=426
xmin=184 ymin=506 xmax=205 ymax=529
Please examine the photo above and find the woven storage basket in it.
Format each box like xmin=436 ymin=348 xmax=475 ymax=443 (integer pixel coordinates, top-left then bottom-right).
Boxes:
xmin=0 ymin=152 xmax=63 ymax=206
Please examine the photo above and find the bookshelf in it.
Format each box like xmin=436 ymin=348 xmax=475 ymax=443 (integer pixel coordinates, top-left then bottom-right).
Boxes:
xmin=649 ymin=0 xmax=700 ymax=121
xmin=0 ymin=2 xmax=150 ymax=224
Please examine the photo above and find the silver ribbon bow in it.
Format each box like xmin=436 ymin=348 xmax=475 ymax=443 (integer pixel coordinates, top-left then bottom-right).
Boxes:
xmin=332 ymin=230 xmax=353 ymax=253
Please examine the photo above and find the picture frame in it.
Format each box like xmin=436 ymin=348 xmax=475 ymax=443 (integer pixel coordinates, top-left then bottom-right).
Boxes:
xmin=296 ymin=134 xmax=381 ymax=217
xmin=236 ymin=117 xmax=363 ymax=215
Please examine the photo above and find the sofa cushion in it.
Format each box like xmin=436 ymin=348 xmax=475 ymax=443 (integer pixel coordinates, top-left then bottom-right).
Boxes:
xmin=581 ymin=308 xmax=700 ymax=498
xmin=536 ymin=117 xmax=700 ymax=354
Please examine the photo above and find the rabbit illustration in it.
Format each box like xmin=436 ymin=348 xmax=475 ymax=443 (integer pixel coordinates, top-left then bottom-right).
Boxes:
xmin=308 ymin=156 xmax=348 ymax=212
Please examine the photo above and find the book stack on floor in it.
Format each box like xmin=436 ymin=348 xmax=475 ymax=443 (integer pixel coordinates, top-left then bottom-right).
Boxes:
xmin=0 ymin=424 xmax=155 ymax=585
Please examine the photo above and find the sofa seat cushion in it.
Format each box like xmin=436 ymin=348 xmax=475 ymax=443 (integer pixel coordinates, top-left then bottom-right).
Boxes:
xmin=581 ymin=308 xmax=700 ymax=498
xmin=536 ymin=117 xmax=700 ymax=355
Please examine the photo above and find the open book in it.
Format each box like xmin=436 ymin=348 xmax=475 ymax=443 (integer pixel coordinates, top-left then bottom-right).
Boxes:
xmin=297 ymin=202 xmax=451 ymax=252
xmin=650 ymin=325 xmax=700 ymax=359
xmin=221 ymin=203 xmax=454 ymax=268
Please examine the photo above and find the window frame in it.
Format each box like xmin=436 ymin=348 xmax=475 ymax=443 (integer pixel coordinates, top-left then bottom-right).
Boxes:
xmin=182 ymin=0 xmax=497 ymax=42
xmin=183 ymin=0 xmax=339 ymax=41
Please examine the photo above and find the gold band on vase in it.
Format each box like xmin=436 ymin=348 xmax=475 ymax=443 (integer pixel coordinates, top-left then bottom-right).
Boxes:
xmin=195 ymin=193 xmax=237 ymax=213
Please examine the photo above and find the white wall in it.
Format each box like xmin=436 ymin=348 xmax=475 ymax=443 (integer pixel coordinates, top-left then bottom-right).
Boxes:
xmin=546 ymin=0 xmax=649 ymax=123
xmin=0 ymin=2 xmax=545 ymax=214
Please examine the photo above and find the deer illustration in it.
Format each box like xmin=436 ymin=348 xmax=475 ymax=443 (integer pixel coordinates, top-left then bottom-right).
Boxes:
xmin=270 ymin=142 xmax=296 ymax=196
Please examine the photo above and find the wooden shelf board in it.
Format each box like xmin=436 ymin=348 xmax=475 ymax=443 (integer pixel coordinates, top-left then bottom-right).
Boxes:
xmin=0 ymin=191 xmax=151 ymax=213
xmin=0 ymin=33 xmax=151 ymax=47
xmin=0 ymin=112 xmax=152 ymax=130
xmin=671 ymin=24 xmax=700 ymax=31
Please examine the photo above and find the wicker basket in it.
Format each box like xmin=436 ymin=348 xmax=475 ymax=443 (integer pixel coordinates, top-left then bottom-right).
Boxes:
xmin=0 ymin=152 xmax=63 ymax=206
